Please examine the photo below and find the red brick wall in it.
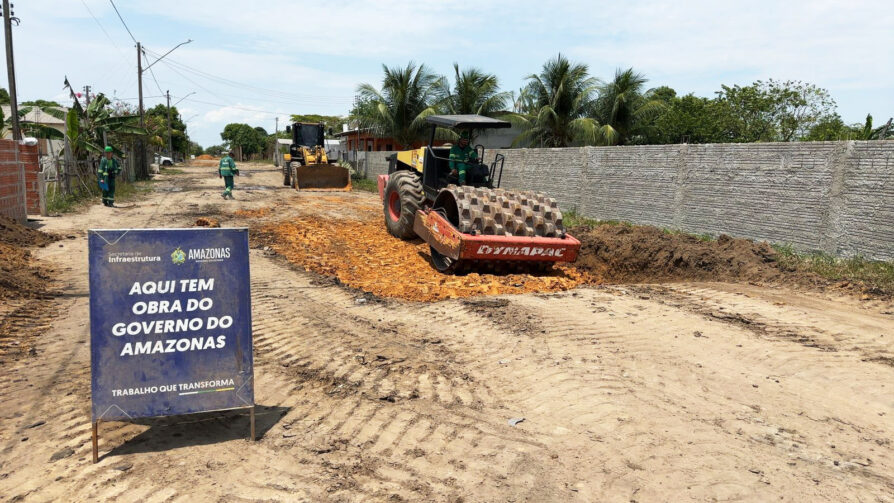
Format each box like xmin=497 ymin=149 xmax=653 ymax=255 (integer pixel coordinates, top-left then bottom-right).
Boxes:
xmin=0 ymin=140 xmax=40 ymax=222
xmin=20 ymin=144 xmax=39 ymax=215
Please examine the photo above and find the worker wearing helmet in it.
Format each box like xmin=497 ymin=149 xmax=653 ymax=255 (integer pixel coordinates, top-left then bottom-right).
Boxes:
xmin=218 ymin=150 xmax=239 ymax=199
xmin=98 ymin=146 xmax=121 ymax=207
xmin=448 ymin=131 xmax=480 ymax=185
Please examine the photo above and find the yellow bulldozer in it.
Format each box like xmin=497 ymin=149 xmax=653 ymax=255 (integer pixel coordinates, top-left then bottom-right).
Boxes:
xmin=282 ymin=122 xmax=351 ymax=191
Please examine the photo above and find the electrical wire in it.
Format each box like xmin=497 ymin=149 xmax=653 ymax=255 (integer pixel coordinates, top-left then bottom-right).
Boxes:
xmin=108 ymin=0 xmax=137 ymax=45
xmin=143 ymin=48 xmax=354 ymax=105
xmin=81 ymin=0 xmax=121 ymax=51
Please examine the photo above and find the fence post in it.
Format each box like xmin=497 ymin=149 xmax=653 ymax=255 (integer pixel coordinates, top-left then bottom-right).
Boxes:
xmin=63 ymin=137 xmax=73 ymax=195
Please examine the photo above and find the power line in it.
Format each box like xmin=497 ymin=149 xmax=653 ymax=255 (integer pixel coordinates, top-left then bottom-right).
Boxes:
xmin=143 ymin=48 xmax=354 ymax=104
xmin=108 ymin=0 xmax=137 ymax=45
xmin=81 ymin=0 xmax=120 ymax=51
xmin=144 ymin=57 xmax=165 ymax=95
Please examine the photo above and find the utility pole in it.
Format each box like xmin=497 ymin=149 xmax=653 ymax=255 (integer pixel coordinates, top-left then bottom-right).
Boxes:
xmin=2 ymin=0 xmax=21 ymax=140
xmin=165 ymin=90 xmax=173 ymax=158
xmin=135 ymin=41 xmax=147 ymax=179
xmin=83 ymin=85 xmax=91 ymax=106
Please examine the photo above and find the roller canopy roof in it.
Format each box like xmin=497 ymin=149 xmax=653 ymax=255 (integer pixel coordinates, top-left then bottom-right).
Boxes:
xmin=424 ymin=114 xmax=512 ymax=129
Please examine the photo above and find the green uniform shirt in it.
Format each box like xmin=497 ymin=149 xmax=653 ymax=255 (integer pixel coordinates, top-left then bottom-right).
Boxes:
xmin=219 ymin=155 xmax=237 ymax=176
xmin=98 ymin=157 xmax=120 ymax=178
xmin=449 ymin=144 xmax=478 ymax=183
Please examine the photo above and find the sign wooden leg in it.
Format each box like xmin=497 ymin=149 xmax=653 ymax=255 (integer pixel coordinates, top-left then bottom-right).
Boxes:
xmin=249 ymin=406 xmax=256 ymax=441
xmin=92 ymin=421 xmax=99 ymax=464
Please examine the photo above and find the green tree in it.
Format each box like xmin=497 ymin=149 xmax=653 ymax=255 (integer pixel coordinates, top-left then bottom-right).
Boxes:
xmin=650 ymin=93 xmax=729 ymax=144
xmin=435 ymin=63 xmax=510 ymax=117
xmin=714 ymin=79 xmax=837 ymax=142
xmin=513 ymin=54 xmax=599 ymax=147
xmin=288 ymin=114 xmax=345 ymax=138
xmin=146 ymin=104 xmax=189 ymax=154
xmin=205 ymin=144 xmax=226 ymax=156
xmin=592 ymin=68 xmax=666 ymax=145
xmin=220 ymin=123 xmax=267 ymax=156
xmin=354 ymin=61 xmax=441 ymax=148
xmin=0 ymin=87 xmax=9 ymax=105
xmin=803 ymin=114 xmax=849 ymax=141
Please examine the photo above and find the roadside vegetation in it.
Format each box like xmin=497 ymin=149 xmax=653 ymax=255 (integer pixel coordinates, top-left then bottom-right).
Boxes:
xmin=773 ymin=245 xmax=894 ymax=295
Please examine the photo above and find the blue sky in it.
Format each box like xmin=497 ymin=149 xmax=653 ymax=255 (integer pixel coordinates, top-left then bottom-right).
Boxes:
xmin=7 ymin=0 xmax=893 ymax=147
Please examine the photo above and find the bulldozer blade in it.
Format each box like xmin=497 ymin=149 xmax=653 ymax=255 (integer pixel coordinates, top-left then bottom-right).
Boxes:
xmin=295 ymin=164 xmax=352 ymax=191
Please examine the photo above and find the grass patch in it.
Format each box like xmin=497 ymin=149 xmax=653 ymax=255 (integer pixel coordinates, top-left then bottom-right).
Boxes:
xmin=46 ymin=184 xmax=91 ymax=213
xmin=352 ymin=177 xmax=378 ymax=193
xmin=160 ymin=167 xmax=186 ymax=175
xmin=116 ymin=179 xmax=157 ymax=202
xmin=563 ymin=208 xmax=632 ymax=229
xmin=773 ymin=244 xmax=894 ymax=294
xmin=662 ymin=228 xmax=715 ymax=242
xmin=45 ymin=179 xmax=156 ymax=213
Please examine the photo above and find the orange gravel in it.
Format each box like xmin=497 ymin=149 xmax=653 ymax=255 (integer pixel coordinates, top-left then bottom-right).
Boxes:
xmin=234 ymin=208 xmax=272 ymax=218
xmin=257 ymin=217 xmax=587 ymax=302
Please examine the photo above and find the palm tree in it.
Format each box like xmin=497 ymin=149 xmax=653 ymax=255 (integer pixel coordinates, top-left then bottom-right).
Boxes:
xmin=512 ymin=54 xmax=600 ymax=147
xmin=436 ymin=63 xmax=510 ymax=116
xmin=354 ymin=62 xmax=441 ymax=149
xmin=593 ymin=68 xmax=666 ymax=145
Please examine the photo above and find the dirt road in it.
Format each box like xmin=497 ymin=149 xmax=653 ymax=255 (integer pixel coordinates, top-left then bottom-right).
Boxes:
xmin=1 ymin=163 xmax=891 ymax=502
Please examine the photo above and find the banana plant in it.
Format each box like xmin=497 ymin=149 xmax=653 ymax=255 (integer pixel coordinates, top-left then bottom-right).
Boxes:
xmin=64 ymin=78 xmax=147 ymax=158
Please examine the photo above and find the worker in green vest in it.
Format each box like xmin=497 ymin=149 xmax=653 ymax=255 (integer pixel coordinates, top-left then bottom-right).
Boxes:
xmin=98 ymin=146 xmax=121 ymax=207
xmin=448 ymin=131 xmax=488 ymax=185
xmin=218 ymin=151 xmax=239 ymax=199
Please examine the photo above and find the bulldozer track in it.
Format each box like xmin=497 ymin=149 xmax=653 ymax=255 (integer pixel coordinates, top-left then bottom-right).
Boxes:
xmin=444 ymin=185 xmax=564 ymax=238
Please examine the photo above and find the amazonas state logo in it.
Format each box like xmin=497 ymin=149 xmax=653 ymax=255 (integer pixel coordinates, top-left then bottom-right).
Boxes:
xmin=171 ymin=247 xmax=186 ymax=265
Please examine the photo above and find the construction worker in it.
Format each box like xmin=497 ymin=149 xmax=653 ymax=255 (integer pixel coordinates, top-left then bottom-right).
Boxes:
xmin=98 ymin=146 xmax=121 ymax=207
xmin=218 ymin=151 xmax=239 ymax=199
xmin=448 ymin=131 xmax=487 ymax=185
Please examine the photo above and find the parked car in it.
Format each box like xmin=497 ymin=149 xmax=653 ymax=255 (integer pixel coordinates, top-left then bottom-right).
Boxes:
xmin=154 ymin=154 xmax=174 ymax=166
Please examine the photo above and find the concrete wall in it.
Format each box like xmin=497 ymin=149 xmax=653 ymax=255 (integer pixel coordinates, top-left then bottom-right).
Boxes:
xmin=360 ymin=141 xmax=894 ymax=260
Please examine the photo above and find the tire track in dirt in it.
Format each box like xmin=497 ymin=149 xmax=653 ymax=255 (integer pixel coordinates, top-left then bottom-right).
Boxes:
xmin=338 ymin=286 xmax=894 ymax=501
xmin=635 ymin=283 xmax=894 ymax=365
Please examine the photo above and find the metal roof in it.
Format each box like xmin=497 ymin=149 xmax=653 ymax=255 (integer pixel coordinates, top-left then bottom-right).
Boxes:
xmin=2 ymin=105 xmax=67 ymax=125
xmin=424 ymin=114 xmax=511 ymax=129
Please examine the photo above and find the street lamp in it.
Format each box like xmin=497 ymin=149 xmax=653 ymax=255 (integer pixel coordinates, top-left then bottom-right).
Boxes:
xmin=173 ymin=92 xmax=196 ymax=107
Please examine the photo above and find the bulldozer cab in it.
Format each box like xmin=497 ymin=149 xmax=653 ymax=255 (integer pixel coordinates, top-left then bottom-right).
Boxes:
xmin=422 ymin=115 xmax=511 ymax=199
xmin=287 ymin=122 xmax=326 ymax=160
xmin=283 ymin=122 xmax=351 ymax=190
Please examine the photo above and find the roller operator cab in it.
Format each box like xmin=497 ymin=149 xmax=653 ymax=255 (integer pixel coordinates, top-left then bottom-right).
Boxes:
xmin=282 ymin=122 xmax=351 ymax=191
xmin=378 ymin=114 xmax=580 ymax=273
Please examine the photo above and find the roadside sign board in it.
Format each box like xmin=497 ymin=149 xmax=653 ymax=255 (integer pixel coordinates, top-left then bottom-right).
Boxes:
xmin=88 ymin=228 xmax=254 ymax=422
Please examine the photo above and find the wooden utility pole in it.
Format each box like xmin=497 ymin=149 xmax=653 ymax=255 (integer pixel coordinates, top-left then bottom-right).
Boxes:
xmin=2 ymin=0 xmax=21 ymax=140
xmin=83 ymin=85 xmax=91 ymax=106
xmin=135 ymin=42 xmax=148 ymax=179
xmin=165 ymin=90 xmax=173 ymax=158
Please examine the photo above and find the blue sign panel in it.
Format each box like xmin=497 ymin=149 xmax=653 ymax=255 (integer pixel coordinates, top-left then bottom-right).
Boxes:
xmin=89 ymin=228 xmax=253 ymax=421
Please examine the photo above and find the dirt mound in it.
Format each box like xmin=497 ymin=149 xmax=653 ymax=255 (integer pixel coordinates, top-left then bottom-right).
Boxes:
xmin=571 ymin=224 xmax=792 ymax=284
xmin=195 ymin=217 xmax=220 ymax=228
xmin=0 ymin=216 xmax=56 ymax=247
xmin=0 ymin=217 xmax=57 ymax=299
xmin=196 ymin=154 xmax=214 ymax=160
xmin=255 ymin=217 xmax=585 ymax=302
xmin=0 ymin=243 xmax=54 ymax=299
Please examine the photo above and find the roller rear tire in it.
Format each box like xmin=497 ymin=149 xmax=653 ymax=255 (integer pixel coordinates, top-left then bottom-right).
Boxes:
xmin=383 ymin=171 xmax=424 ymax=240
